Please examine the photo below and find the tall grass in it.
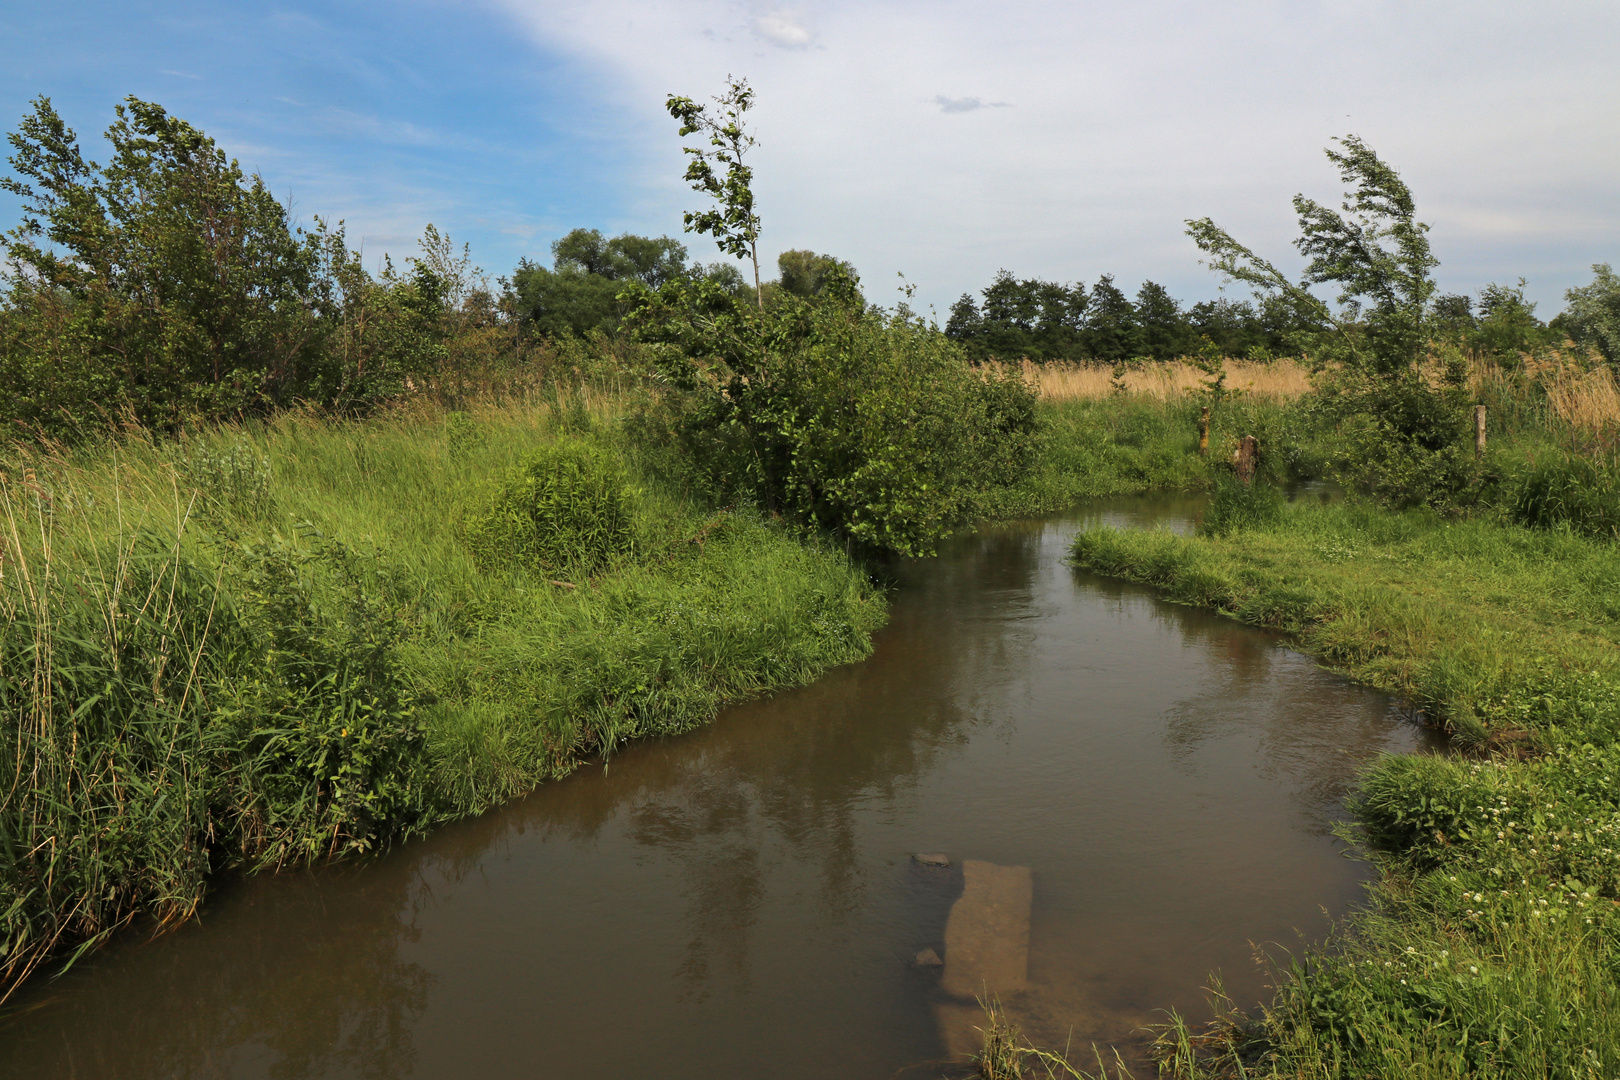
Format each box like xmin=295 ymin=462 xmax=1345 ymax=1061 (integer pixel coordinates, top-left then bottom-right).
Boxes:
xmin=1019 ymin=359 xmax=1314 ymax=403
xmin=0 ymin=392 xmax=885 ymax=999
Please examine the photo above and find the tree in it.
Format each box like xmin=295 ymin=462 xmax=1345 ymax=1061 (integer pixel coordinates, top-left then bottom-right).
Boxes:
xmin=1186 ymin=136 xmax=1476 ymax=508
xmin=777 ymin=250 xmax=856 ymax=299
xmin=509 ymin=229 xmax=692 ymax=339
xmin=1473 ymin=279 xmax=1553 ymax=362
xmin=945 ymin=271 xmax=1086 ymax=362
xmin=1186 ymin=135 xmax=1436 ymax=376
xmin=1135 ymin=280 xmax=1192 ymax=361
xmin=666 ymin=76 xmax=765 ymax=309
xmin=551 ymin=228 xmax=689 ymax=288
xmin=1554 ymin=263 xmax=1620 ymax=363
xmin=1085 ymin=275 xmax=1139 ymax=362
xmin=1 ymin=95 xmax=328 ymax=429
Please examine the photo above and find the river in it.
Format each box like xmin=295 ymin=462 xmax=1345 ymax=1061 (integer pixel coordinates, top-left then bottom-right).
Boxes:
xmin=0 ymin=496 xmax=1430 ymax=1077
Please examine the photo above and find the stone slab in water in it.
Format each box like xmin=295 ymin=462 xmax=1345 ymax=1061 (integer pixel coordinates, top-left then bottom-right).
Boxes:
xmin=941 ymin=860 xmax=1032 ymax=999
xmin=912 ymin=852 xmax=950 ymax=867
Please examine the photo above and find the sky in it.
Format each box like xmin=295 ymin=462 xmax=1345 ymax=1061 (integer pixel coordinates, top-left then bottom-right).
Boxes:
xmin=2 ymin=1 xmax=1617 ymax=319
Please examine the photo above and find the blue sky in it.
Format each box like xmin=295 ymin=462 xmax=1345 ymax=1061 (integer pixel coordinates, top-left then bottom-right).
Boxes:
xmin=3 ymin=1 xmax=1618 ymax=319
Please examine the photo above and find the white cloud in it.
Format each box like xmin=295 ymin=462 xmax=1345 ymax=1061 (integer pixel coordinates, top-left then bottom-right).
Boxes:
xmin=753 ymin=9 xmax=813 ymax=48
xmin=934 ymin=96 xmax=1010 ymax=114
xmin=489 ymin=0 xmax=1620 ymax=313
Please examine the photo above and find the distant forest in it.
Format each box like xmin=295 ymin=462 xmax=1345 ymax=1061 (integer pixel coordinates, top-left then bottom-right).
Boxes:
xmin=943 ymin=270 xmax=1587 ymax=365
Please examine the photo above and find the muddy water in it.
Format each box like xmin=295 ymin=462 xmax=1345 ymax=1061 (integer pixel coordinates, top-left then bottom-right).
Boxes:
xmin=0 ymin=496 xmax=1429 ymax=1078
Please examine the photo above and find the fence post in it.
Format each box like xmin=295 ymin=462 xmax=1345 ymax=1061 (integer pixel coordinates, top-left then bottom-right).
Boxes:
xmin=1198 ymin=406 xmax=1210 ymax=457
xmin=1475 ymin=405 xmax=1487 ymax=459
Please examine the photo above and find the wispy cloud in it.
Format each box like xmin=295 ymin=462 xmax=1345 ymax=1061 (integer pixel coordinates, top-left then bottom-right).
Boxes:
xmin=160 ymin=69 xmax=201 ymax=80
xmin=934 ymin=95 xmax=1011 ymax=114
xmin=752 ymin=9 xmax=812 ymax=49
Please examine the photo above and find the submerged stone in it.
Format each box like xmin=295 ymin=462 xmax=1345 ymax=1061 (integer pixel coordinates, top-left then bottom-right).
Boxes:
xmin=914 ymin=947 xmax=944 ymax=968
xmin=912 ymin=852 xmax=951 ymax=867
xmin=940 ymin=860 xmax=1032 ymax=999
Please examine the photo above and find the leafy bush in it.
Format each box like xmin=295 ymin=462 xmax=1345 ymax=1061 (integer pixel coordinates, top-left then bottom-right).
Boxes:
xmin=628 ymin=271 xmax=1039 ymax=555
xmin=1315 ymin=370 xmax=1484 ymax=510
xmin=1509 ymin=451 xmax=1620 ymax=540
xmin=0 ymin=97 xmax=511 ymax=435
xmin=464 ymin=439 xmax=637 ymax=574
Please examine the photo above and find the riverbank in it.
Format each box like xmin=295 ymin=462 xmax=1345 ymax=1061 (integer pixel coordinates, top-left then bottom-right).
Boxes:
xmin=0 ymin=392 xmax=885 ymax=998
xmin=1068 ymin=494 xmax=1620 ymax=1075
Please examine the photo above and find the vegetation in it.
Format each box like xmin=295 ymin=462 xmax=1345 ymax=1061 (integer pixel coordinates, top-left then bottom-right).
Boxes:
xmin=9 ymin=81 xmax=1620 ymax=1077
xmin=627 ymin=265 xmax=1039 ymax=556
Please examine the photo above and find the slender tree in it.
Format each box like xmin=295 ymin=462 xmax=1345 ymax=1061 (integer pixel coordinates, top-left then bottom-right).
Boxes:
xmin=666 ymin=76 xmax=764 ymax=309
xmin=1185 ymin=135 xmax=1436 ymax=375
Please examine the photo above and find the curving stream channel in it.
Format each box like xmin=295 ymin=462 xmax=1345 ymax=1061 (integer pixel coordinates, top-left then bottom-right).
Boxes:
xmin=0 ymin=496 xmax=1433 ymax=1078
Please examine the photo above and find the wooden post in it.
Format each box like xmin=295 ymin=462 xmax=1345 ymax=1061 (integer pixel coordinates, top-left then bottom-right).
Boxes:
xmin=1234 ymin=435 xmax=1258 ymax=485
xmin=1475 ymin=405 xmax=1487 ymax=459
xmin=1197 ymin=406 xmax=1210 ymax=456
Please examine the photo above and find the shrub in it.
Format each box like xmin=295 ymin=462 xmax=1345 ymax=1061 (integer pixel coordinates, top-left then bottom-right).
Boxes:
xmin=464 ymin=439 xmax=637 ymax=574
xmin=627 ymin=271 xmax=1039 ymax=555
xmin=1509 ymin=451 xmax=1620 ymax=540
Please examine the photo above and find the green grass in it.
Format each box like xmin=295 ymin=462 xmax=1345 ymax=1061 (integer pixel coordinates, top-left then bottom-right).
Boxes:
xmin=1069 ymin=495 xmax=1620 ymax=1077
xmin=0 ymin=395 xmax=884 ymax=998
xmin=980 ymin=394 xmax=1328 ymax=519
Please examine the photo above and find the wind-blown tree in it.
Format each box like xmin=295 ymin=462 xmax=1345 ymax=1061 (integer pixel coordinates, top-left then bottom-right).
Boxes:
xmin=1 ymin=95 xmax=325 ymax=429
xmin=1186 ymin=135 xmax=1435 ymax=376
xmin=666 ymin=77 xmax=765 ymax=309
xmin=1186 ymin=135 xmax=1477 ymax=507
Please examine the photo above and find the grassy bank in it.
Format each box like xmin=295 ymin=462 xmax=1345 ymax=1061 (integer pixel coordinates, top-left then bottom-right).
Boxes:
xmin=989 ymin=372 xmax=1321 ymax=517
xmin=1065 ymin=492 xmax=1620 ymax=1075
xmin=0 ymin=391 xmax=884 ymax=997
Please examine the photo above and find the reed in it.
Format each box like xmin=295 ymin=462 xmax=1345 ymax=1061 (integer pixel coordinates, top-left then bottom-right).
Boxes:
xmin=1016 ymin=359 xmax=1314 ymax=403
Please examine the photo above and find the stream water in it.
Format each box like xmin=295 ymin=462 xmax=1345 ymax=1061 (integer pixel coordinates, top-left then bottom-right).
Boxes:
xmin=0 ymin=496 xmax=1431 ymax=1078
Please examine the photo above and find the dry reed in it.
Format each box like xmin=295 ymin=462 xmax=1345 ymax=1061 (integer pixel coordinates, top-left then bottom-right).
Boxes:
xmin=1016 ymin=359 xmax=1314 ymax=402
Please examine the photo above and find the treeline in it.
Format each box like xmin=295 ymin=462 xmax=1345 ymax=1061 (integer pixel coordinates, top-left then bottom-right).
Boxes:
xmin=0 ymin=95 xmax=860 ymax=437
xmin=947 ymin=268 xmax=1620 ymax=366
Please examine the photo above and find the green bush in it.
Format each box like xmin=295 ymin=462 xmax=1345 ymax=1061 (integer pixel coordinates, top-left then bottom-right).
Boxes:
xmin=1509 ymin=451 xmax=1620 ymax=540
xmin=627 ymin=271 xmax=1039 ymax=555
xmin=464 ymin=439 xmax=637 ymax=574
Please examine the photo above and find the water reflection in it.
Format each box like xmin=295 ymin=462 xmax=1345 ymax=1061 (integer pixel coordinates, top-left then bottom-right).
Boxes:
xmin=0 ymin=498 xmax=1424 ymax=1079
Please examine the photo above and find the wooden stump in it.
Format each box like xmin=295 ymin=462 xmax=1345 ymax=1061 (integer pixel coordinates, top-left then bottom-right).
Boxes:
xmin=1198 ymin=406 xmax=1210 ymax=457
xmin=1234 ymin=435 xmax=1258 ymax=485
xmin=1475 ymin=405 xmax=1487 ymax=459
